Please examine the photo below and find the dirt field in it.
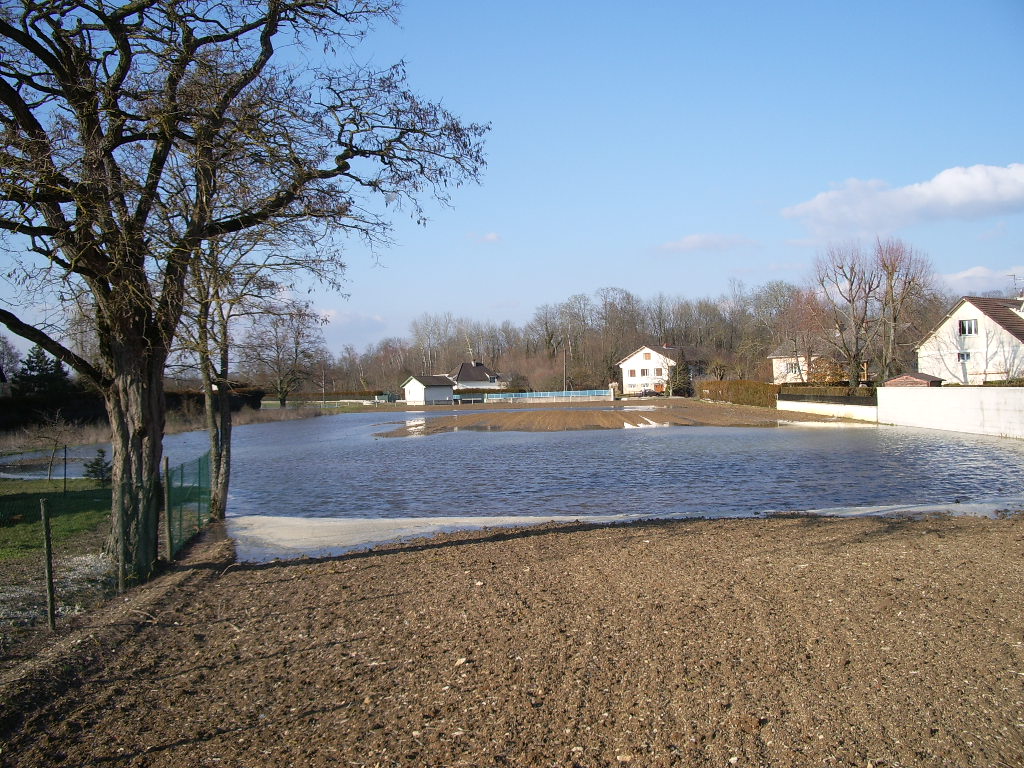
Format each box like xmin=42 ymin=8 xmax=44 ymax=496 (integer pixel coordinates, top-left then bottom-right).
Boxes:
xmin=3 ymin=513 xmax=1022 ymax=768
xmin=379 ymin=399 xmax=839 ymax=437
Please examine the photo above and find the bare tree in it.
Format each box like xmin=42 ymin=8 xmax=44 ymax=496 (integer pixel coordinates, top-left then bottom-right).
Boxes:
xmin=776 ymin=287 xmax=827 ymax=383
xmin=177 ymin=232 xmax=308 ymax=519
xmin=814 ymin=243 xmax=883 ymax=386
xmin=0 ymin=0 xmax=486 ymax=583
xmin=0 ymin=334 xmax=20 ymax=395
xmin=874 ymin=236 xmax=936 ymax=380
xmin=238 ymin=305 xmax=326 ymax=408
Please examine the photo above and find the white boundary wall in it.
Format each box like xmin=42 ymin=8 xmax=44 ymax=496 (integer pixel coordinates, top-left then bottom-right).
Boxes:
xmin=776 ymin=400 xmax=878 ymax=422
xmin=877 ymin=387 xmax=1024 ymax=440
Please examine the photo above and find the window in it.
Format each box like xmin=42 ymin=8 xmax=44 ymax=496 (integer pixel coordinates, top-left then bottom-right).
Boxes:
xmin=958 ymin=319 xmax=978 ymax=336
xmin=957 ymin=352 xmax=971 ymax=362
xmin=786 ymin=362 xmax=801 ymax=375
xmin=640 ymin=368 xmax=649 ymax=377
xmin=655 ymin=367 xmax=663 ymax=376
xmin=628 ymin=369 xmax=636 ymax=378
xmin=643 ymin=352 xmax=651 ymax=360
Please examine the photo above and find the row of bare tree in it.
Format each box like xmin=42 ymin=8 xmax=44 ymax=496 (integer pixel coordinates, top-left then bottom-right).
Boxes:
xmin=245 ymin=238 xmax=957 ymax=397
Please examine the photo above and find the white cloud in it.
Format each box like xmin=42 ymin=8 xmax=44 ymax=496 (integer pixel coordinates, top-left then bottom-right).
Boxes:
xmin=783 ymin=163 xmax=1024 ymax=236
xmin=941 ymin=265 xmax=1024 ymax=296
xmin=468 ymin=231 xmax=501 ymax=243
xmin=659 ymin=233 xmax=755 ymax=253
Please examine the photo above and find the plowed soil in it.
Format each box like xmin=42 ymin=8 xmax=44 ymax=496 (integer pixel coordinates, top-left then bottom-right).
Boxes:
xmin=3 ymin=513 xmax=1022 ymax=768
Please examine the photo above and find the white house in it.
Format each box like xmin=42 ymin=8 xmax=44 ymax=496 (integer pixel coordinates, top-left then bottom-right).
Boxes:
xmin=448 ymin=361 xmax=506 ymax=391
xmin=916 ymin=296 xmax=1024 ymax=385
xmin=768 ymin=342 xmax=822 ymax=384
xmin=401 ymin=375 xmax=455 ymax=405
xmin=617 ymin=345 xmax=678 ymax=395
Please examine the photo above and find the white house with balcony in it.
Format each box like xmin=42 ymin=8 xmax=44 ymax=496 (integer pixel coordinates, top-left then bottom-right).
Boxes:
xmin=617 ymin=345 xmax=679 ymax=395
xmin=916 ymin=295 xmax=1024 ymax=385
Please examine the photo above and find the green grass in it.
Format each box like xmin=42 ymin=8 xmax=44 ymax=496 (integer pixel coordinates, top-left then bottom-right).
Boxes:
xmin=0 ymin=479 xmax=111 ymax=562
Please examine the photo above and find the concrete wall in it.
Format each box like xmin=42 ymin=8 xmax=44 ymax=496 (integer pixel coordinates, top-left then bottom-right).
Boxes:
xmin=877 ymin=387 xmax=1024 ymax=440
xmin=776 ymin=400 xmax=878 ymax=422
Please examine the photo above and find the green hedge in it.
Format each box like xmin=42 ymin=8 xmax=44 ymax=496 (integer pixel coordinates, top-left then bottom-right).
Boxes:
xmin=982 ymin=379 xmax=1024 ymax=387
xmin=699 ymin=380 xmax=780 ymax=408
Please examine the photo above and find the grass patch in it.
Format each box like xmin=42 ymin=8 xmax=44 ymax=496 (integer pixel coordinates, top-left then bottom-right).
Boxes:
xmin=0 ymin=479 xmax=111 ymax=562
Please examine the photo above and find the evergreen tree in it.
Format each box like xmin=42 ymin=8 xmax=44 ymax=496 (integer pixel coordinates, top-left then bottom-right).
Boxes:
xmin=84 ymin=449 xmax=114 ymax=486
xmin=10 ymin=346 xmax=73 ymax=396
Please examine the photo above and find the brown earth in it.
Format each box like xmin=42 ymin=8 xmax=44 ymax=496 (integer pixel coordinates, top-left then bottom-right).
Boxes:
xmin=2 ymin=513 xmax=1023 ymax=768
xmin=379 ymin=399 xmax=842 ymax=437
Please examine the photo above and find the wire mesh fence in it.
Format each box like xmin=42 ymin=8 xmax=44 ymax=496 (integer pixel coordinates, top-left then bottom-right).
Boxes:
xmin=165 ymin=451 xmax=212 ymax=559
xmin=0 ymin=480 xmax=114 ymax=670
xmin=0 ymin=451 xmax=212 ymax=670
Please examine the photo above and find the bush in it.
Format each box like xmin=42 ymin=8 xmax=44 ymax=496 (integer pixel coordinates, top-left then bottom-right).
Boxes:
xmin=982 ymin=379 xmax=1024 ymax=387
xmin=698 ymin=380 xmax=779 ymax=408
xmin=83 ymin=449 xmax=113 ymax=486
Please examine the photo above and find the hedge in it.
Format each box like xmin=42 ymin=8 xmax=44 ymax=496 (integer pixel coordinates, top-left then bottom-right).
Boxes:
xmin=698 ymin=380 xmax=780 ymax=408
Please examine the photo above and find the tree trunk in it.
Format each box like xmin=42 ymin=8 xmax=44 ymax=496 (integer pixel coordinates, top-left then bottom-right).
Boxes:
xmin=848 ymin=358 xmax=862 ymax=388
xmin=104 ymin=358 xmax=166 ymax=590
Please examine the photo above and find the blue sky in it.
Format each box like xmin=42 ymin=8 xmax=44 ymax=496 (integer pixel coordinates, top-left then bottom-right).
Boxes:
xmin=315 ymin=0 xmax=1024 ymax=352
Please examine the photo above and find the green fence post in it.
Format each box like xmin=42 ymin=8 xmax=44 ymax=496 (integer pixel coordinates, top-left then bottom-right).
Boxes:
xmin=164 ymin=456 xmax=173 ymax=562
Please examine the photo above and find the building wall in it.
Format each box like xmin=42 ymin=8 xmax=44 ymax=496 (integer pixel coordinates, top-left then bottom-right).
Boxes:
xmin=917 ymin=301 xmax=1024 ymax=384
xmin=775 ymin=386 xmax=1024 ymax=439
xmin=877 ymin=387 xmax=1024 ymax=440
xmin=402 ymin=382 xmax=454 ymax=405
xmin=619 ymin=348 xmax=676 ymax=394
xmin=770 ymin=355 xmax=814 ymax=385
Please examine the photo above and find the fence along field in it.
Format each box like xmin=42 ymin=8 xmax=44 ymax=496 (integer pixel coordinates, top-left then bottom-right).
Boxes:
xmin=0 ymin=452 xmax=212 ymax=670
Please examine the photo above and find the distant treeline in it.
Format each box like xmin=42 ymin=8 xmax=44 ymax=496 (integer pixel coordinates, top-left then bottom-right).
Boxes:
xmin=0 ymin=388 xmax=264 ymax=432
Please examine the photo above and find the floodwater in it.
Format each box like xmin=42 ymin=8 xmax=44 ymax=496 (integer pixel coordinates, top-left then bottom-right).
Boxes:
xmin=6 ymin=410 xmax=1022 ymax=560
xmin=223 ymin=411 xmax=1024 ymax=521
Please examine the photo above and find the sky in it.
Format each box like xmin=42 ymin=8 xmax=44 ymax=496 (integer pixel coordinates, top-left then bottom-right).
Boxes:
xmin=310 ymin=0 xmax=1024 ymax=352
xmin=1 ymin=1 xmax=1022 ymax=357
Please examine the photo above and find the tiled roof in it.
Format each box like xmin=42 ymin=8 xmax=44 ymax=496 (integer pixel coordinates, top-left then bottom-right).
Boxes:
xmin=616 ymin=345 xmax=693 ymax=365
xmin=449 ymin=361 xmax=500 ymax=383
xmin=768 ymin=342 xmax=825 ymax=359
xmin=407 ymin=375 xmax=454 ymax=387
xmin=964 ymin=296 xmax=1024 ymax=344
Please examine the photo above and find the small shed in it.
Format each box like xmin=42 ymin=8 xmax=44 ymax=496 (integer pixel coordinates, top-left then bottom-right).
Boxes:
xmin=884 ymin=372 xmax=944 ymax=387
xmin=401 ymin=375 xmax=455 ymax=405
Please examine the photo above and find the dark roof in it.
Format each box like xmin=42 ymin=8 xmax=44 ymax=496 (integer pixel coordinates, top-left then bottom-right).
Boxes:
xmin=405 ymin=375 xmax=454 ymax=387
xmin=449 ymin=361 xmax=501 ymax=383
xmin=964 ymin=296 xmax=1024 ymax=344
xmin=768 ymin=342 xmax=826 ymax=359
